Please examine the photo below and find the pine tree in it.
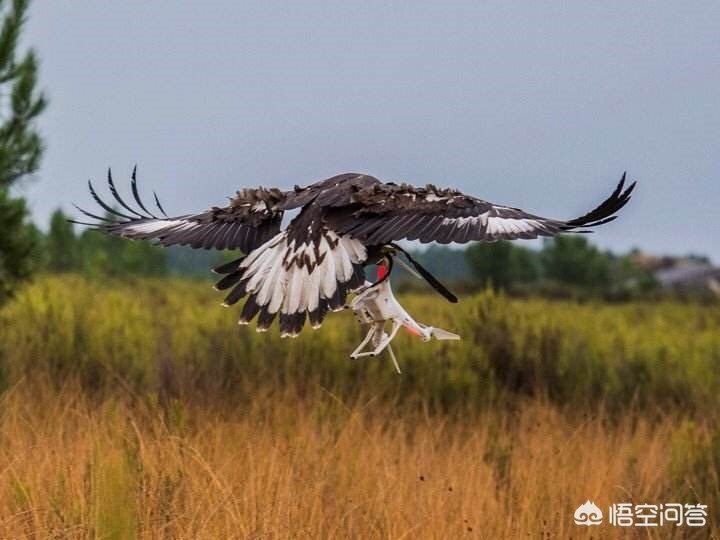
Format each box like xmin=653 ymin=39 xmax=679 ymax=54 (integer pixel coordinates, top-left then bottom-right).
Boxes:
xmin=0 ymin=0 xmax=46 ymax=304
xmin=47 ymin=209 xmax=78 ymax=272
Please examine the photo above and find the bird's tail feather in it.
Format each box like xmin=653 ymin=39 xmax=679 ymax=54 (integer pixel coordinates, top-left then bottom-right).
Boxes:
xmin=217 ymin=231 xmax=366 ymax=336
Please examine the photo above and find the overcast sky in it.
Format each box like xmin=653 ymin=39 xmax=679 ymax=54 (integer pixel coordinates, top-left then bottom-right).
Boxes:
xmin=22 ymin=1 xmax=720 ymax=261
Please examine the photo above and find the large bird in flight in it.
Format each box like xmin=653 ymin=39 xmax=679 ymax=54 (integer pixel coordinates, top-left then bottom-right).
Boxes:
xmin=73 ymin=170 xmax=635 ymax=337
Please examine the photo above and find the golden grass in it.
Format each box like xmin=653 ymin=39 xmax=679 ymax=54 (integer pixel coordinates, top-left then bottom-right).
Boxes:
xmin=1 ymin=276 xmax=719 ymax=538
xmin=1 ymin=377 xmax=718 ymax=539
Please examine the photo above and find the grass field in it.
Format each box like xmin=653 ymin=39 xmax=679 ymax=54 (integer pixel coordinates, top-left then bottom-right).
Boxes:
xmin=1 ymin=276 xmax=719 ymax=538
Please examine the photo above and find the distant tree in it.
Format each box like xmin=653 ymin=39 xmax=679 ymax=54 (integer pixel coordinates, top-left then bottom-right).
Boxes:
xmin=467 ymin=240 xmax=512 ymax=289
xmin=46 ymin=209 xmax=78 ymax=272
xmin=119 ymin=239 xmax=167 ymax=277
xmin=507 ymin=244 xmax=540 ymax=284
xmin=75 ymin=212 xmax=167 ymax=279
xmin=466 ymin=240 xmax=539 ymax=290
xmin=0 ymin=194 xmax=37 ymax=300
xmin=165 ymin=245 xmax=226 ymax=278
xmin=0 ymin=0 xmax=46 ymax=303
xmin=409 ymin=245 xmax=471 ymax=281
xmin=76 ymin=227 xmax=114 ymax=278
xmin=540 ymin=236 xmax=610 ymax=288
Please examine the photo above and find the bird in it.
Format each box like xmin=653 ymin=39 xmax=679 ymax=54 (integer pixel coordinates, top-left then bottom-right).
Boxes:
xmin=73 ymin=168 xmax=636 ymax=337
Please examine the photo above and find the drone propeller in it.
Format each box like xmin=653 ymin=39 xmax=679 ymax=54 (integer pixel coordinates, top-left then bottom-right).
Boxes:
xmin=394 ymin=256 xmax=423 ymax=280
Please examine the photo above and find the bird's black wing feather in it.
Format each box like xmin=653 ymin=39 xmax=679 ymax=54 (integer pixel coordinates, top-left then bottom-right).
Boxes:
xmin=72 ymin=168 xmax=287 ymax=254
xmin=326 ymin=173 xmax=636 ymax=245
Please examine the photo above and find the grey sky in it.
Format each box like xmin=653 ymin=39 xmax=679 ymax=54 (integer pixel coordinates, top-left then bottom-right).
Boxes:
xmin=23 ymin=1 xmax=720 ymax=260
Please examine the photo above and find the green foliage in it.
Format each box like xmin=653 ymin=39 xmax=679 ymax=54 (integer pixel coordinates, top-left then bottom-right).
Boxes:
xmin=467 ymin=240 xmax=513 ymax=289
xmin=165 ymin=245 xmax=226 ymax=279
xmin=0 ymin=188 xmax=39 ymax=302
xmin=466 ymin=240 xmax=539 ymax=289
xmin=541 ymin=236 xmax=610 ymax=288
xmin=0 ymin=0 xmax=46 ymax=305
xmin=407 ymin=245 xmax=470 ymax=281
xmin=77 ymin=228 xmax=167 ymax=279
xmin=40 ymin=208 xmax=168 ymax=278
xmin=2 ymin=276 xmax=718 ymax=417
xmin=609 ymin=252 xmax=658 ymax=296
xmin=46 ymin=209 xmax=78 ymax=272
xmin=93 ymin=443 xmax=139 ymax=539
xmin=463 ymin=236 xmax=641 ymax=296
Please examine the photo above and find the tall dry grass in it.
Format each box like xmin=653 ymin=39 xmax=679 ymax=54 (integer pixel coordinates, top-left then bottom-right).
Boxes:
xmin=1 ymin=377 xmax=717 ymax=539
xmin=0 ymin=276 xmax=719 ymax=538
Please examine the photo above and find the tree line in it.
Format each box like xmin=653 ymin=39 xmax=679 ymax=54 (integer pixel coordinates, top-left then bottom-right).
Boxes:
xmin=37 ymin=207 xmax=659 ymax=299
xmin=462 ymin=237 xmax=657 ymax=297
xmin=393 ymin=237 xmax=658 ymax=299
xmin=43 ymin=209 xmax=168 ymax=278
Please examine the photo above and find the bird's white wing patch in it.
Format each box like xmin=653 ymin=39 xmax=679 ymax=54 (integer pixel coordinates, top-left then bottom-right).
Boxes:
xmin=486 ymin=216 xmax=540 ymax=235
xmin=433 ymin=213 xmax=551 ymax=242
xmin=121 ymin=219 xmax=185 ymax=235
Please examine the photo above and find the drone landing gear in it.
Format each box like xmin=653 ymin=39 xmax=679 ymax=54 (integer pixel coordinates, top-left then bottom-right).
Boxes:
xmin=349 ymin=321 xmax=403 ymax=374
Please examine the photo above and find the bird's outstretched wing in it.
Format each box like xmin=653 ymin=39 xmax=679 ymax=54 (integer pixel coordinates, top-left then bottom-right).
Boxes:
xmin=326 ymin=173 xmax=636 ymax=245
xmin=72 ymin=167 xmax=286 ymax=254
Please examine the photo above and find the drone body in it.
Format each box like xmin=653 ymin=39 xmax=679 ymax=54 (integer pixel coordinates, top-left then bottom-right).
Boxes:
xmin=74 ymin=170 xmax=635 ymax=342
xmin=348 ymin=269 xmax=461 ymax=373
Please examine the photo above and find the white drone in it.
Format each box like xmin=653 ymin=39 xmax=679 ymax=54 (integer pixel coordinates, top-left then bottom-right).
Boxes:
xmin=346 ymin=256 xmax=460 ymax=373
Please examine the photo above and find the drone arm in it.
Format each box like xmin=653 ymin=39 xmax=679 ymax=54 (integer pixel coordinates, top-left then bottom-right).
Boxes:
xmin=397 ymin=315 xmax=428 ymax=339
xmin=385 ymin=318 xmax=403 ymax=344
